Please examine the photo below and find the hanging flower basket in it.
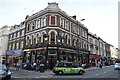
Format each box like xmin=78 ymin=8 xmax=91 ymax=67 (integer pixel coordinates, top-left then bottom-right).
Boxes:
xmin=73 ymin=57 xmax=76 ymax=60
xmin=60 ymin=56 xmax=63 ymax=60
xmin=42 ymin=56 xmax=46 ymax=60
xmin=68 ymin=56 xmax=72 ymax=59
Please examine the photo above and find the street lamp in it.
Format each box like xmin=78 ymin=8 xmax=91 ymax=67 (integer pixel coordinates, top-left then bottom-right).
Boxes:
xmin=43 ymin=33 xmax=48 ymax=70
xmin=80 ymin=19 xmax=85 ymax=21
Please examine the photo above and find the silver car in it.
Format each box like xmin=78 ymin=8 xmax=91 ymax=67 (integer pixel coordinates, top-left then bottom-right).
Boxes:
xmin=114 ymin=63 xmax=120 ymax=70
xmin=0 ymin=64 xmax=12 ymax=79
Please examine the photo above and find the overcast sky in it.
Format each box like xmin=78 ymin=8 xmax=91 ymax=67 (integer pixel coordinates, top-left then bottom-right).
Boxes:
xmin=0 ymin=0 xmax=119 ymax=48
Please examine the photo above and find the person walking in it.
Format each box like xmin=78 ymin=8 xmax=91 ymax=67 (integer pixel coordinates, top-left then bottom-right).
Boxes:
xmin=33 ymin=62 xmax=37 ymax=70
xmin=16 ymin=62 xmax=20 ymax=71
xmin=39 ymin=62 xmax=45 ymax=73
xmin=36 ymin=63 xmax=40 ymax=72
xmin=98 ymin=61 xmax=102 ymax=68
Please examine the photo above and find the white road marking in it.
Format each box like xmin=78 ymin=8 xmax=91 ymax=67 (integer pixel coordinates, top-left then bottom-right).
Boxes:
xmin=11 ymin=76 xmax=19 ymax=78
xmin=104 ymin=72 xmax=106 ymax=73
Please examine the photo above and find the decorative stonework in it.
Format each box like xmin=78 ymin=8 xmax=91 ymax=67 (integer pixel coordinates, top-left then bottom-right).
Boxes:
xmin=44 ymin=2 xmax=61 ymax=11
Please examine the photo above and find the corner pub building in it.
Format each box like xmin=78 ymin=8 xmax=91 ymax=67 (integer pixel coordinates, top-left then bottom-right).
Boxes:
xmin=23 ymin=2 xmax=90 ymax=69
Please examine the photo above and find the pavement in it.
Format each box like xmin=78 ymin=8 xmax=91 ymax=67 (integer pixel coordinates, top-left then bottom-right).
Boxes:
xmin=9 ymin=65 xmax=114 ymax=72
xmin=85 ymin=65 xmax=113 ymax=71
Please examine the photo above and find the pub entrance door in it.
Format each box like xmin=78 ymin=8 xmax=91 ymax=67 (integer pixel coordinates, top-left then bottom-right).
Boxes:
xmin=48 ymin=50 xmax=57 ymax=70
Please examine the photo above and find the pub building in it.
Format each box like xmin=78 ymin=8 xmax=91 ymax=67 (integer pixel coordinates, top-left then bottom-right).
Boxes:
xmin=22 ymin=2 xmax=90 ymax=69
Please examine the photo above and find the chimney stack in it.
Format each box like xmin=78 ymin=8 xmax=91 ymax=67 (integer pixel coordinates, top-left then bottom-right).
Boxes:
xmin=72 ymin=15 xmax=76 ymax=19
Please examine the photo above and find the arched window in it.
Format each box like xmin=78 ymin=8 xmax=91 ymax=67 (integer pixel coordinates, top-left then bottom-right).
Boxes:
xmin=32 ymin=35 xmax=34 ymax=44
xmin=42 ymin=32 xmax=46 ymax=42
xmin=51 ymin=32 xmax=55 ymax=42
xmin=76 ymin=39 xmax=79 ymax=46
xmin=72 ymin=39 xmax=74 ymax=46
xmin=34 ymin=37 xmax=36 ymax=44
xmin=26 ymin=37 xmax=28 ymax=45
xmin=65 ymin=35 xmax=67 ymax=44
xmin=37 ymin=34 xmax=39 ymax=43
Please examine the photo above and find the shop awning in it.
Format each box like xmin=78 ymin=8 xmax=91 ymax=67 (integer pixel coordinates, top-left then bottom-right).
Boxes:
xmin=6 ymin=51 xmax=14 ymax=55
xmin=6 ymin=50 xmax=23 ymax=56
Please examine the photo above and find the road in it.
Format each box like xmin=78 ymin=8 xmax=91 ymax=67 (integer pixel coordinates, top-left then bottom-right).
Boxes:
xmin=10 ymin=65 xmax=119 ymax=79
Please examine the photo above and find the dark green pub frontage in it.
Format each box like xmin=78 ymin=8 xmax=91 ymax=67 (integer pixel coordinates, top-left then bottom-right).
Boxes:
xmin=23 ymin=44 xmax=90 ymax=70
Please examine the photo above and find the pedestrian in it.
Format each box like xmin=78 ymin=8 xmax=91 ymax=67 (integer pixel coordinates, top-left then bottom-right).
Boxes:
xmin=39 ymin=62 xmax=45 ymax=73
xmin=33 ymin=62 xmax=37 ymax=70
xmin=26 ymin=63 xmax=32 ymax=70
xmin=96 ymin=62 xmax=99 ymax=67
xmin=99 ymin=61 xmax=102 ymax=68
xmin=16 ymin=62 xmax=20 ymax=71
xmin=24 ymin=64 xmax=27 ymax=69
xmin=36 ymin=63 xmax=40 ymax=72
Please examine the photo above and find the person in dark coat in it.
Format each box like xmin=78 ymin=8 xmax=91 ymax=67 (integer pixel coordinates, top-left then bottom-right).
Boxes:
xmin=39 ymin=62 xmax=45 ymax=73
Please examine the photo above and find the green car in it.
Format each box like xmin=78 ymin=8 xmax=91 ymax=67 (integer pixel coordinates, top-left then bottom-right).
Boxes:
xmin=53 ymin=62 xmax=85 ymax=75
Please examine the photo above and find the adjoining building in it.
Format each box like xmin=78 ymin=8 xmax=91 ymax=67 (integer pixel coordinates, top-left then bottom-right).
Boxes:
xmin=88 ymin=32 xmax=100 ymax=66
xmin=0 ymin=25 xmax=10 ymax=64
xmin=7 ymin=21 xmax=25 ymax=67
xmin=23 ymin=2 xmax=90 ymax=69
xmin=110 ymin=45 xmax=120 ymax=64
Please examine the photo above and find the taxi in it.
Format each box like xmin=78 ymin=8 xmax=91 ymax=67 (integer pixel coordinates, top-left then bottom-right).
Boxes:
xmin=53 ymin=62 xmax=85 ymax=75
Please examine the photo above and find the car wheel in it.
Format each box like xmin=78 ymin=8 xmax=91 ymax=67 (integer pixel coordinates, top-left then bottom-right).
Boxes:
xmin=58 ymin=71 xmax=63 ymax=75
xmin=79 ymin=70 xmax=83 ymax=75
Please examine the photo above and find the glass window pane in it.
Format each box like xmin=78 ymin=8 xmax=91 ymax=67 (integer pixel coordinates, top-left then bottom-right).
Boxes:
xmin=51 ymin=16 xmax=55 ymax=25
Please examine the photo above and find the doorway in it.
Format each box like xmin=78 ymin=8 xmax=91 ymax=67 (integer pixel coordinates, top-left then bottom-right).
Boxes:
xmin=48 ymin=56 xmax=57 ymax=70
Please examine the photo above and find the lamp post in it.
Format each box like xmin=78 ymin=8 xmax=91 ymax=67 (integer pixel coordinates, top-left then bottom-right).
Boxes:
xmin=43 ymin=33 xmax=48 ymax=69
xmin=77 ymin=35 xmax=80 ymax=53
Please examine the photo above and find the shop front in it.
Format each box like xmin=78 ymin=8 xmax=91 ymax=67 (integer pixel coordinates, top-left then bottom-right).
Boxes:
xmin=6 ymin=50 xmax=23 ymax=67
xmin=90 ymin=54 xmax=101 ymax=66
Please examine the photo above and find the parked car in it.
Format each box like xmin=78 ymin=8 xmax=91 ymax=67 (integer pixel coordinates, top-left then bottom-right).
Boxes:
xmin=53 ymin=62 xmax=85 ymax=75
xmin=114 ymin=63 xmax=120 ymax=70
xmin=0 ymin=64 xmax=12 ymax=79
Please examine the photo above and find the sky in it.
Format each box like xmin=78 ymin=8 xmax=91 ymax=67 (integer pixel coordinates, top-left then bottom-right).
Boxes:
xmin=0 ymin=0 xmax=119 ymax=48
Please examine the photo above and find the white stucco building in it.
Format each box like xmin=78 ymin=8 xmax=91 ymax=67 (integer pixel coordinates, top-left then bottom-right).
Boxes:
xmin=110 ymin=45 xmax=119 ymax=59
xmin=88 ymin=32 xmax=99 ymax=55
xmin=0 ymin=25 xmax=10 ymax=64
xmin=98 ymin=37 xmax=106 ymax=57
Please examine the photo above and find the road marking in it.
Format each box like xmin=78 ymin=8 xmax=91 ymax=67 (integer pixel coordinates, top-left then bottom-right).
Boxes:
xmin=12 ymin=76 xmax=19 ymax=78
xmin=104 ymin=72 xmax=106 ymax=73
